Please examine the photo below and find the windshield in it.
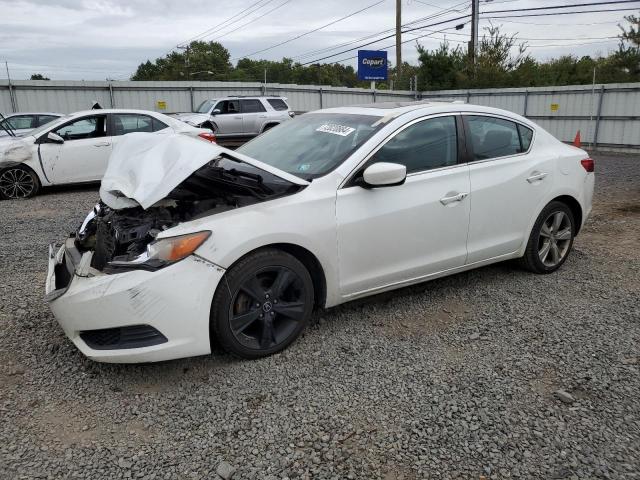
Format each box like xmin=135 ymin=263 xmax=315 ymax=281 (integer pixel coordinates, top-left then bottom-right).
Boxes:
xmin=195 ymin=100 xmax=216 ymax=113
xmin=236 ymin=113 xmax=384 ymax=179
xmin=27 ymin=114 xmax=72 ymax=138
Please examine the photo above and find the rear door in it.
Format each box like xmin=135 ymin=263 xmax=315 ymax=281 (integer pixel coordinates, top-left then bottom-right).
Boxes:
xmin=464 ymin=114 xmax=552 ymax=263
xmin=41 ymin=114 xmax=111 ymax=183
xmin=110 ymin=113 xmax=168 ymax=148
xmin=240 ymin=99 xmax=268 ymax=134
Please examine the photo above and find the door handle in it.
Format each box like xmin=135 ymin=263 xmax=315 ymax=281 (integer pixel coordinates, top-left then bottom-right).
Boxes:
xmin=440 ymin=192 xmax=468 ymax=205
xmin=259 ymin=115 xmax=267 ymax=118
xmin=234 ymin=116 xmax=242 ymax=120
xmin=526 ymin=171 xmax=548 ymax=183
xmin=93 ymin=141 xmax=110 ymax=147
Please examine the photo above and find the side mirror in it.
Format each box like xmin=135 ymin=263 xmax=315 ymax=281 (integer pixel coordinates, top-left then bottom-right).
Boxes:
xmin=211 ymin=109 xmax=221 ymax=115
xmin=46 ymin=132 xmax=65 ymax=144
xmin=361 ymin=162 xmax=407 ymax=188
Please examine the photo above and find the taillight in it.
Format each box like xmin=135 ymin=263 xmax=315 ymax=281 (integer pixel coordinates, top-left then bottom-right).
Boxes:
xmin=580 ymin=158 xmax=594 ymax=172
xmin=198 ymin=132 xmax=216 ymax=143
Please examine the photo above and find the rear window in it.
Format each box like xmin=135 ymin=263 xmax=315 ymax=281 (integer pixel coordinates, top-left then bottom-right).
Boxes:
xmin=267 ymin=98 xmax=289 ymax=111
xmin=518 ymin=124 xmax=534 ymax=151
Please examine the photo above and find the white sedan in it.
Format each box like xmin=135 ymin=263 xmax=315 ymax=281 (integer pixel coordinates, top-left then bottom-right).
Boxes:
xmin=0 ymin=109 xmax=215 ymax=199
xmin=45 ymin=101 xmax=594 ymax=363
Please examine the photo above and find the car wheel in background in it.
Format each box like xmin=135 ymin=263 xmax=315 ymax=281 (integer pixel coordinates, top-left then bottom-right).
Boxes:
xmin=519 ymin=201 xmax=575 ymax=274
xmin=0 ymin=165 xmax=41 ymax=200
xmin=211 ymin=248 xmax=314 ymax=359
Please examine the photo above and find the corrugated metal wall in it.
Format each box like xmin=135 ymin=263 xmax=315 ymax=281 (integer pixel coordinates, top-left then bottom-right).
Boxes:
xmin=1 ymin=80 xmax=638 ymax=148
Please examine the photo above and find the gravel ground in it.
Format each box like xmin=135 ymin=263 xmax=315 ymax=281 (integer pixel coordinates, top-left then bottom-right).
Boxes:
xmin=1 ymin=153 xmax=638 ymax=480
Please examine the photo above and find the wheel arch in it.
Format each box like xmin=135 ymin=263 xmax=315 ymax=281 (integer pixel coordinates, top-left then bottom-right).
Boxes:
xmin=261 ymin=122 xmax=280 ymax=133
xmin=0 ymin=162 xmax=43 ymax=198
xmin=551 ymin=194 xmax=583 ymax=235
xmin=220 ymin=243 xmax=327 ymax=310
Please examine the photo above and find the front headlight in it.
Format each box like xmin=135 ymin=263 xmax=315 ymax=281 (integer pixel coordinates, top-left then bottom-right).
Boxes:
xmin=109 ymin=231 xmax=211 ymax=270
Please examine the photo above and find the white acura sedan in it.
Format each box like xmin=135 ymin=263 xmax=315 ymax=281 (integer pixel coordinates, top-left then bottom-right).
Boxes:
xmin=0 ymin=109 xmax=215 ymax=199
xmin=45 ymin=101 xmax=594 ymax=363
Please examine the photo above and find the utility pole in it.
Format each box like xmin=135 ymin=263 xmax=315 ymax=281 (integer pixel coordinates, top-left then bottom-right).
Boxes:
xmin=5 ymin=61 xmax=16 ymax=113
xmin=469 ymin=0 xmax=479 ymax=63
xmin=396 ymin=0 xmax=402 ymax=84
xmin=178 ymin=44 xmax=190 ymax=79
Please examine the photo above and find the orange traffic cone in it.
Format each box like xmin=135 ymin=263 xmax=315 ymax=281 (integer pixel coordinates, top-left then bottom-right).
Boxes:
xmin=573 ymin=130 xmax=581 ymax=148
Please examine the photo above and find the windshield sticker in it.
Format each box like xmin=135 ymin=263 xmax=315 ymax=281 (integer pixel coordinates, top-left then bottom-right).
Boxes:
xmin=316 ymin=124 xmax=356 ymax=136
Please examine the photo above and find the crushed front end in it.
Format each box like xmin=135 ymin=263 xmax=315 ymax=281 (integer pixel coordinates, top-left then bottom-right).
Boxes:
xmin=44 ymin=137 xmax=305 ymax=363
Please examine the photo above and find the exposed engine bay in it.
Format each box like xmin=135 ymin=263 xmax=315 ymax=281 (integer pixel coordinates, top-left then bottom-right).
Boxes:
xmin=75 ymin=155 xmax=304 ymax=272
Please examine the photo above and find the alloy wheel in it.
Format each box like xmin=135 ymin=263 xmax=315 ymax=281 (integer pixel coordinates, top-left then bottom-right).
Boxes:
xmin=229 ymin=266 xmax=307 ymax=351
xmin=537 ymin=211 xmax=572 ymax=267
xmin=0 ymin=168 xmax=36 ymax=199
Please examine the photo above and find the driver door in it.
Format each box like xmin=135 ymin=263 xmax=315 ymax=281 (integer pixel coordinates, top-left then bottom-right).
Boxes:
xmin=213 ymin=100 xmax=243 ymax=135
xmin=40 ymin=114 xmax=111 ymax=184
xmin=336 ymin=115 xmax=470 ymax=296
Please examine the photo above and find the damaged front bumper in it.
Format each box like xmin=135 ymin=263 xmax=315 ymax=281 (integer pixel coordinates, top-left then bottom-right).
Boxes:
xmin=45 ymin=238 xmax=225 ymax=363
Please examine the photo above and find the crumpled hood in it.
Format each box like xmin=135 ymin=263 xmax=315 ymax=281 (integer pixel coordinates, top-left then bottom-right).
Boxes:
xmin=0 ymin=137 xmax=34 ymax=167
xmin=99 ymin=133 xmax=308 ymax=210
xmin=171 ymin=113 xmax=210 ymax=125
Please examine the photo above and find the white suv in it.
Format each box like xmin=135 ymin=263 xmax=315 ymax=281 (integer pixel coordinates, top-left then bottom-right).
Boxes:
xmin=174 ymin=96 xmax=295 ymax=143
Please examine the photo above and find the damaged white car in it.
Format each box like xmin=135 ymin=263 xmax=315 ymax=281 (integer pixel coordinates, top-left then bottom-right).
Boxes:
xmin=0 ymin=109 xmax=215 ymax=200
xmin=45 ymin=102 xmax=594 ymax=363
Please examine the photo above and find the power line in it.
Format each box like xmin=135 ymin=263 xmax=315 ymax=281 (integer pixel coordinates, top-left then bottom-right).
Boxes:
xmin=484 ymin=0 xmax=640 ymax=14
xmin=209 ymin=0 xmax=294 ymax=42
xmin=300 ymin=13 xmax=471 ymax=65
xmin=483 ymin=6 xmax=640 ymax=20
xmin=291 ymin=0 xmax=470 ymax=61
xmin=178 ymin=0 xmax=275 ymax=46
xmin=234 ymin=0 xmax=386 ymax=60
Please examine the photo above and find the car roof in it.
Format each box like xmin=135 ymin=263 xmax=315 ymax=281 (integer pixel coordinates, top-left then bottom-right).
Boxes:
xmin=64 ymin=109 xmax=168 ymax=117
xmin=316 ymin=101 xmax=533 ymax=124
xmin=5 ymin=112 xmax=62 ymax=117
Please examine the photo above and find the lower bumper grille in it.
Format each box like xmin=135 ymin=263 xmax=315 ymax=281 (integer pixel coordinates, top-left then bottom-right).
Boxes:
xmin=80 ymin=325 xmax=168 ymax=350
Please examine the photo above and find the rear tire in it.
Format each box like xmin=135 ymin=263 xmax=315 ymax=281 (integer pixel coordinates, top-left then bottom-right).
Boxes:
xmin=0 ymin=165 xmax=41 ymax=200
xmin=210 ymin=248 xmax=314 ymax=359
xmin=519 ymin=201 xmax=575 ymax=274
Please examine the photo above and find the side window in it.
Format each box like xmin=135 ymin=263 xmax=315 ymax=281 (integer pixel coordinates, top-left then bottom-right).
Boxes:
xmin=466 ymin=116 xmax=523 ymax=160
xmin=37 ymin=115 xmax=60 ymax=127
xmin=518 ymin=124 xmax=534 ymax=151
xmin=54 ymin=116 xmax=107 ymax=140
xmin=152 ymin=118 xmax=169 ymax=132
xmin=267 ymin=98 xmax=289 ymax=111
xmin=7 ymin=115 xmax=36 ymax=130
xmin=371 ymin=116 xmax=458 ymax=174
xmin=112 ymin=114 xmax=154 ymax=136
xmin=215 ymin=100 xmax=240 ymax=114
xmin=241 ymin=99 xmax=267 ymax=113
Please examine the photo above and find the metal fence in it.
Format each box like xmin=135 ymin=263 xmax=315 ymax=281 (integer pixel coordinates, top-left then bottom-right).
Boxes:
xmin=2 ymin=80 xmax=639 ymax=150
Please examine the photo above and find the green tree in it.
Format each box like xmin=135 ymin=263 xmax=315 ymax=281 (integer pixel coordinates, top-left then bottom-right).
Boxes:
xmin=131 ymin=41 xmax=232 ymax=81
xmin=30 ymin=73 xmax=50 ymax=80
xmin=615 ymin=13 xmax=640 ymax=79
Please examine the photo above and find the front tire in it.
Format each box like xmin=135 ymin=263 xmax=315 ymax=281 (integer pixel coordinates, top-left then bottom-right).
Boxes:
xmin=0 ymin=165 xmax=41 ymax=200
xmin=210 ymin=248 xmax=314 ymax=359
xmin=519 ymin=201 xmax=575 ymax=274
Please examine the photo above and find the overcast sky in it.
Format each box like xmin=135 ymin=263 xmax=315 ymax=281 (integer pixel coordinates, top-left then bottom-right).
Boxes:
xmin=0 ymin=0 xmax=633 ymax=81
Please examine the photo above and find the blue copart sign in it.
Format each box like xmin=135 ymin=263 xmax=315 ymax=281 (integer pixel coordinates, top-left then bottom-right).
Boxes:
xmin=357 ymin=50 xmax=388 ymax=81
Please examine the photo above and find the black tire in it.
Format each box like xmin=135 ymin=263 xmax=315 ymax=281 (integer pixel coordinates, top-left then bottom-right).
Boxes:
xmin=201 ymin=121 xmax=217 ymax=133
xmin=519 ymin=201 xmax=575 ymax=274
xmin=210 ymin=248 xmax=314 ymax=359
xmin=0 ymin=165 xmax=41 ymax=200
